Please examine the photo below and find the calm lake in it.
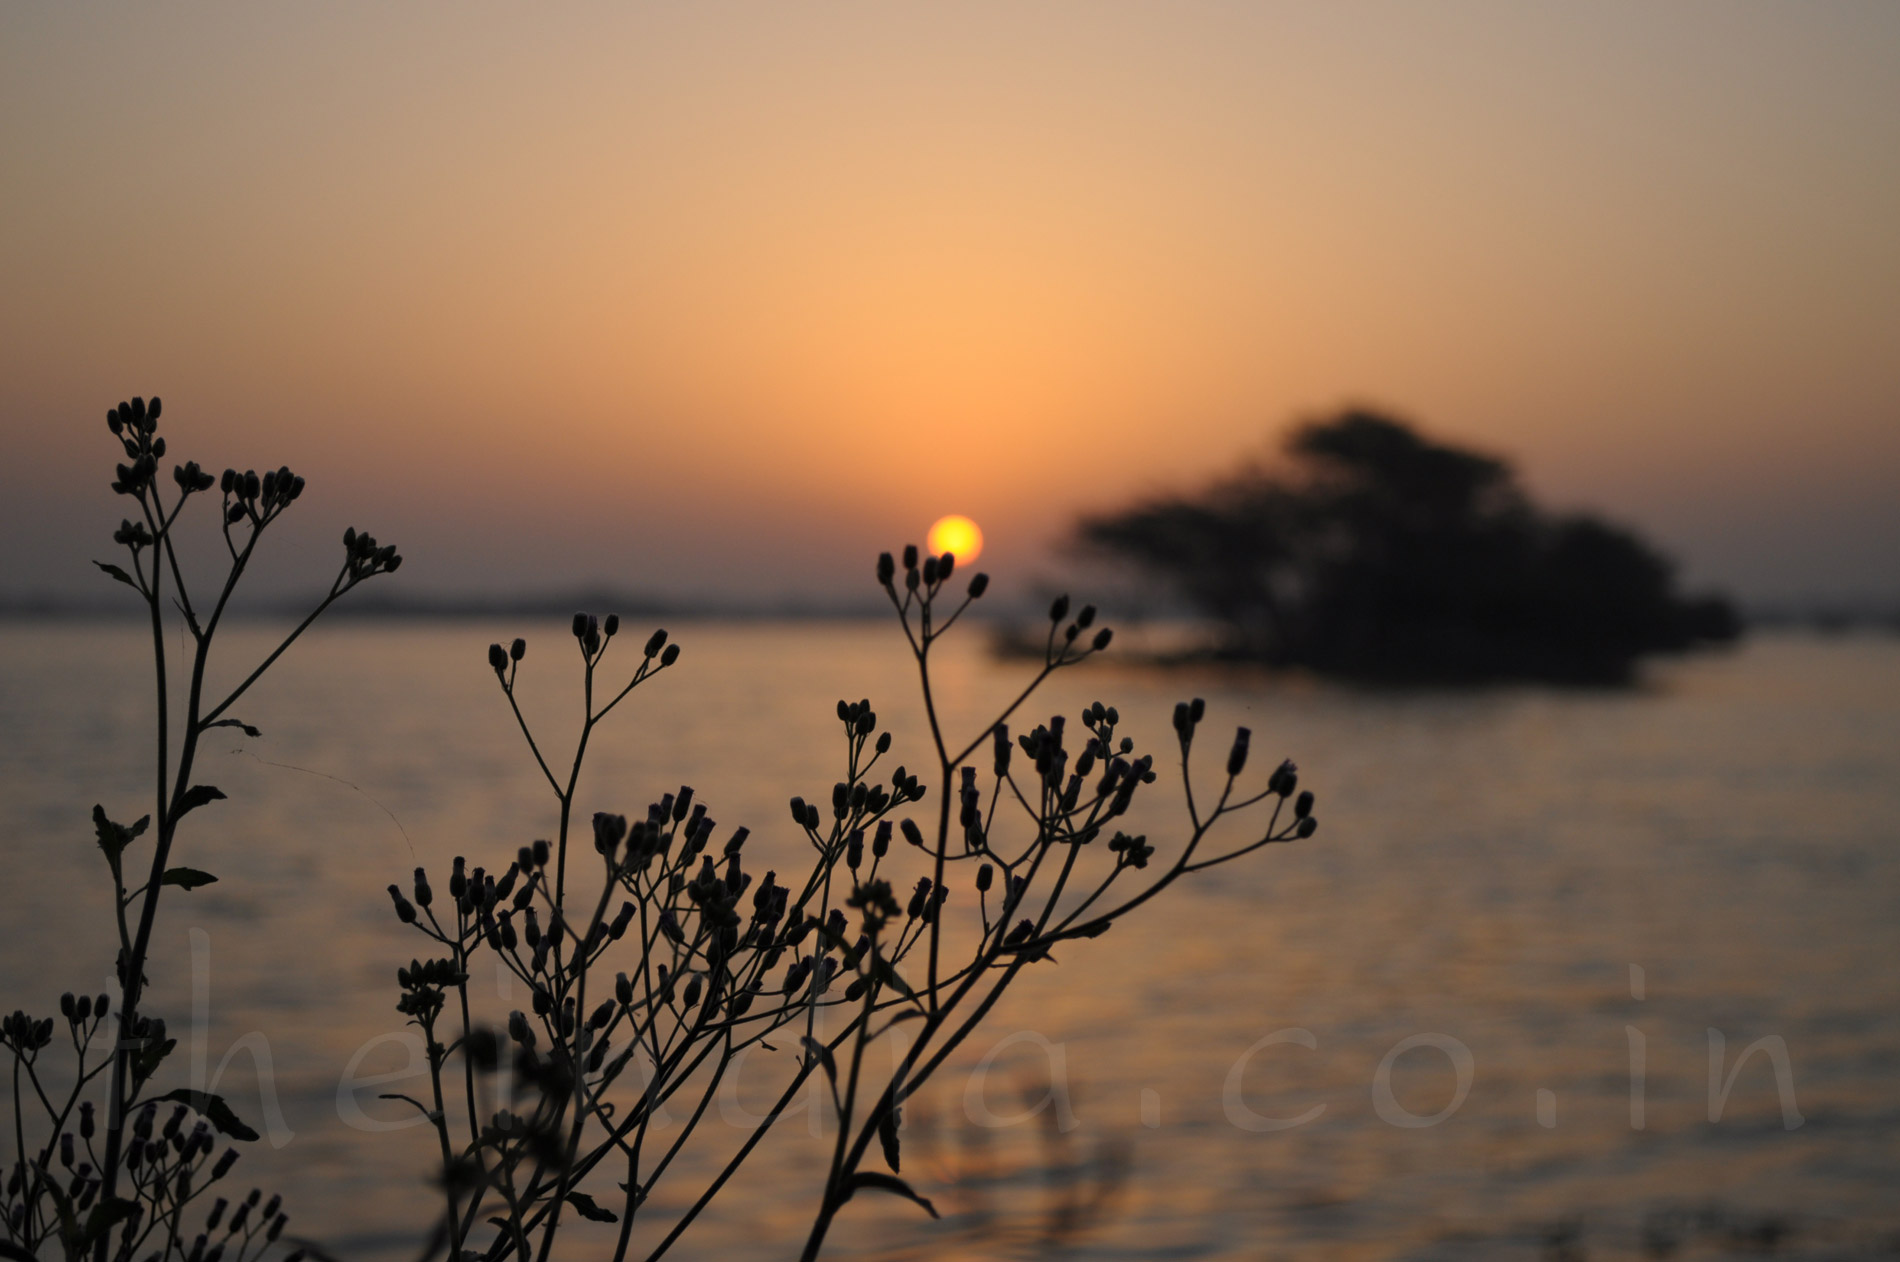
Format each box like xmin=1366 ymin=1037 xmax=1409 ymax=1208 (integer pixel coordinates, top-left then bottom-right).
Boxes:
xmin=2 ymin=619 xmax=1897 ymax=1260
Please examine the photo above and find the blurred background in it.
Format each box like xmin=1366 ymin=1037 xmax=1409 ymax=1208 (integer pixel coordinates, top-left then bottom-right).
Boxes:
xmin=3 ymin=4 xmax=1899 ymax=1259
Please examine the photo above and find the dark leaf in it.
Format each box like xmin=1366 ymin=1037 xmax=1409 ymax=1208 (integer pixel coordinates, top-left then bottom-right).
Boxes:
xmin=44 ymin=1177 xmax=79 ymax=1251
xmin=841 ymin=1172 xmax=938 ymax=1219
xmin=879 ymin=1104 xmax=902 ymax=1172
xmin=134 ymin=1038 xmax=176 ymax=1083
xmin=870 ymin=951 xmax=916 ymax=1001
xmin=162 ymin=867 xmax=219 ymax=891
xmin=91 ymin=805 xmax=150 ymax=863
xmin=206 ymin=718 xmax=264 ymax=738
xmin=801 ymin=1036 xmax=837 ymax=1085
xmin=80 ymin=1197 xmax=142 ymax=1247
xmin=93 ymin=560 xmax=137 ymax=588
xmin=0 ymin=1241 xmax=41 ymax=1262
xmin=564 ymin=1192 xmax=618 ymax=1223
xmin=174 ymin=784 xmax=227 ymax=820
xmin=155 ymin=1088 xmax=262 ymax=1142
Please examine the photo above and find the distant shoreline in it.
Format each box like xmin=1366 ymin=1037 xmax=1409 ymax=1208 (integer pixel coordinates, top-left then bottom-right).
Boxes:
xmin=4 ymin=596 xmax=1896 ymax=636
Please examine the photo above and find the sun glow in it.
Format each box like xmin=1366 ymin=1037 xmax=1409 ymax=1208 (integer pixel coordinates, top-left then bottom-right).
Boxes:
xmin=926 ymin=514 xmax=984 ymax=565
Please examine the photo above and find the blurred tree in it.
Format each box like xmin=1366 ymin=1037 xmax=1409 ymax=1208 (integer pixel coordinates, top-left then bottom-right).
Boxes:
xmin=1078 ymin=410 xmax=1739 ymax=684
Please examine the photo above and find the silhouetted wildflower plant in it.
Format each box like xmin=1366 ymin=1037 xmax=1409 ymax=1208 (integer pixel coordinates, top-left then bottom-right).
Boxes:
xmin=2 ymin=398 xmax=398 ymax=1262
xmin=390 ymin=542 xmax=1320 ymax=1261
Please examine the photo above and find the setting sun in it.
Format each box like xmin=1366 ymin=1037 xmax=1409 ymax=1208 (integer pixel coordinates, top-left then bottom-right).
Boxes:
xmin=926 ymin=514 xmax=984 ymax=564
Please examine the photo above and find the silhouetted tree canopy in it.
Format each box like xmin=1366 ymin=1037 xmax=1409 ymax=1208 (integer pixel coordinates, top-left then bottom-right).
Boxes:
xmin=1078 ymin=410 xmax=1739 ymax=684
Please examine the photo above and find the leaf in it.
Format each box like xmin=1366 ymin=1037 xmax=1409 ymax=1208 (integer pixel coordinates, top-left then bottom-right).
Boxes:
xmin=801 ymin=1036 xmax=837 ymax=1085
xmin=162 ymin=867 xmax=220 ymax=891
xmin=94 ymin=560 xmax=137 ymax=588
xmin=155 ymin=1088 xmax=262 ymax=1142
xmin=134 ymin=1037 xmax=176 ymax=1083
xmin=841 ymin=1171 xmax=938 ymax=1219
xmin=0 ymin=1240 xmax=41 ymax=1262
xmin=173 ymin=784 xmax=227 ymax=820
xmin=206 ymin=718 xmax=264 ymax=738
xmin=80 ymin=1197 xmax=142 ymax=1248
xmin=92 ymin=805 xmax=150 ymax=864
xmin=44 ymin=1177 xmax=79 ymax=1251
xmin=564 ymin=1192 xmax=618 ymax=1223
xmin=869 ymin=951 xmax=917 ymax=1002
xmin=879 ymin=1103 xmax=902 ymax=1172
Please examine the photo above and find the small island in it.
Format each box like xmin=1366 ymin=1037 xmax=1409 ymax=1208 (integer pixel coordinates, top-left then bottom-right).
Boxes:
xmin=1079 ymin=410 xmax=1740 ymax=685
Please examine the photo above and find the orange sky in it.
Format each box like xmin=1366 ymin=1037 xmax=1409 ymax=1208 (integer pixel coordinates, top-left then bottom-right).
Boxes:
xmin=4 ymin=5 xmax=1897 ymax=607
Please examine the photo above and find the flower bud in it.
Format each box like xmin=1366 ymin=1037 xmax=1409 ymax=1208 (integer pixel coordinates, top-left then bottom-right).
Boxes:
xmin=1297 ymin=817 xmax=1318 ymax=839
xmin=510 ymin=638 xmax=526 ymax=661
xmin=1227 ymin=727 xmax=1250 ymax=778
xmin=212 ymin=1148 xmax=238 ymax=1180
xmin=921 ymin=556 xmax=939 ymax=585
xmin=572 ymin=613 xmax=589 ymax=638
xmin=872 ymin=821 xmax=892 ymax=858
xmin=532 ymin=839 xmax=551 ymax=867
xmin=939 ymin=552 xmax=956 ymax=580
xmin=413 ymin=867 xmax=432 ymax=908
xmin=661 ymin=643 xmax=680 ymax=666
xmin=968 ymin=572 xmax=989 ymax=598
xmin=488 ymin=644 xmax=507 ymax=675
xmin=1049 ymin=594 xmax=1070 ymax=623
xmin=1092 ymin=627 xmax=1113 ymax=651
xmin=1294 ymin=790 xmax=1314 ymax=820
xmin=877 ymin=552 xmax=895 ymax=586
xmin=902 ymin=544 xmax=918 ymax=570
xmin=644 ymin=628 xmax=668 ymax=658
xmin=387 ymin=885 xmax=416 ymax=924
xmin=604 ymin=614 xmax=620 ymax=636
xmin=976 ymin=863 xmax=993 ymax=892
xmin=900 ymin=819 xmax=923 ymax=848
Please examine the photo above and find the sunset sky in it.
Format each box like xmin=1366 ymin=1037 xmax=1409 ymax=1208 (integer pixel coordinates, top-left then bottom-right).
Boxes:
xmin=4 ymin=4 xmax=1897 ymax=609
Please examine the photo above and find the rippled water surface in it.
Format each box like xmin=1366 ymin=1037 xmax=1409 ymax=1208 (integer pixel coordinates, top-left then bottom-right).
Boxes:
xmin=2 ymin=620 xmax=1897 ymax=1260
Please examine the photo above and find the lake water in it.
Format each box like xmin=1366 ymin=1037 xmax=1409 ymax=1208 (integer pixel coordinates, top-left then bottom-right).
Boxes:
xmin=2 ymin=619 xmax=1897 ymax=1260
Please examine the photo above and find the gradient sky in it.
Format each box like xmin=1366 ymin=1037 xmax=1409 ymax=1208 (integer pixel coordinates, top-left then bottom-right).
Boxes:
xmin=4 ymin=4 xmax=1897 ymax=608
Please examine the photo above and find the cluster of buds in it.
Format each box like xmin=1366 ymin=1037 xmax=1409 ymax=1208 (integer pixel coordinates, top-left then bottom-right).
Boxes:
xmin=877 ymin=544 xmax=989 ymax=602
xmin=1011 ymin=713 xmax=1156 ymax=823
xmin=57 ymin=991 xmax=111 ymax=1048
xmin=0 ymin=1010 xmax=54 ymax=1055
xmin=112 ymin=518 xmax=155 ymax=550
xmin=790 ymin=761 xmax=924 ymax=838
xmin=341 ymin=526 xmax=402 ymax=582
xmin=106 ymin=396 xmax=164 ymax=495
xmin=489 ymin=637 xmax=528 ymax=679
xmin=122 ymin=1100 xmax=233 ymax=1205
xmin=1106 ymin=831 xmax=1156 ymax=869
xmin=395 ymin=957 xmax=469 ymax=1021
xmin=220 ymin=465 xmax=305 ymax=526
xmin=1267 ymin=761 xmax=1319 ymax=838
xmin=195 ymin=1187 xmax=292 ymax=1262
xmin=1048 ymin=594 xmax=1112 ymax=656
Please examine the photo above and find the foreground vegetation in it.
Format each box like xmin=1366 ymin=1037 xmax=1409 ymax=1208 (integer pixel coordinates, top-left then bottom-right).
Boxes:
xmin=2 ymin=397 xmax=1319 ymax=1262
